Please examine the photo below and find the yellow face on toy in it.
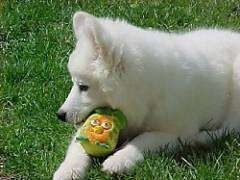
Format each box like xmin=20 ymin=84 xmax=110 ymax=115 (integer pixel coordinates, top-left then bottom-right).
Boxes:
xmin=76 ymin=108 xmax=127 ymax=156
xmin=85 ymin=114 xmax=114 ymax=143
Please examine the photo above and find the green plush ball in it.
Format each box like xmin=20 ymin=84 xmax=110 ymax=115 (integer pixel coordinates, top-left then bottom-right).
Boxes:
xmin=76 ymin=108 xmax=127 ymax=157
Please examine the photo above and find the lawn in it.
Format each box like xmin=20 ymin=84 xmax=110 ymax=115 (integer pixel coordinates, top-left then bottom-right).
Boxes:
xmin=1 ymin=0 xmax=240 ymax=179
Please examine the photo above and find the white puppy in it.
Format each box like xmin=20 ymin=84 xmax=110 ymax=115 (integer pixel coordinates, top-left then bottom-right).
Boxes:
xmin=54 ymin=11 xmax=240 ymax=179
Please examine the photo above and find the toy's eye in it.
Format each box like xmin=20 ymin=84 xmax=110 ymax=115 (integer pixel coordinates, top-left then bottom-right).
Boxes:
xmin=101 ymin=122 xmax=112 ymax=130
xmin=90 ymin=119 xmax=100 ymax=126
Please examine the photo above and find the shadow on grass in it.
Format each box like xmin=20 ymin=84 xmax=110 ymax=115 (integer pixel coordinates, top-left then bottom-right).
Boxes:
xmin=85 ymin=132 xmax=240 ymax=179
xmin=172 ymin=132 xmax=239 ymax=165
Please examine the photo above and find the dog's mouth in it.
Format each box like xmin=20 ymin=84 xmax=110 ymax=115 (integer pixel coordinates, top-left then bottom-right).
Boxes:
xmin=74 ymin=115 xmax=87 ymax=127
xmin=74 ymin=109 xmax=96 ymax=127
xmin=74 ymin=121 xmax=84 ymax=128
xmin=73 ymin=106 xmax=112 ymax=128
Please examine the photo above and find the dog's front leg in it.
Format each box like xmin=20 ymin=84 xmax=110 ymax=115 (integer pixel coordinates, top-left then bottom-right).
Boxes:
xmin=102 ymin=132 xmax=177 ymax=174
xmin=53 ymin=136 xmax=90 ymax=180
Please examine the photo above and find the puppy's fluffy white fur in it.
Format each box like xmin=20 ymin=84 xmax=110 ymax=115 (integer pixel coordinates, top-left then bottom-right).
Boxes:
xmin=54 ymin=11 xmax=240 ymax=179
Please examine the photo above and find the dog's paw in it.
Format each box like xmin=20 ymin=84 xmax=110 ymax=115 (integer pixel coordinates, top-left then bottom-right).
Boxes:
xmin=53 ymin=161 xmax=86 ymax=180
xmin=102 ymin=154 xmax=134 ymax=174
xmin=102 ymin=147 xmax=144 ymax=174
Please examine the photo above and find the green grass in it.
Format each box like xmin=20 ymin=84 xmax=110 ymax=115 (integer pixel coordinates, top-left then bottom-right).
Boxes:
xmin=1 ymin=0 xmax=240 ymax=179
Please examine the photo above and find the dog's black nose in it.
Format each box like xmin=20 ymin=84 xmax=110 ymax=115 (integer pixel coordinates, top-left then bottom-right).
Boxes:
xmin=56 ymin=110 xmax=67 ymax=122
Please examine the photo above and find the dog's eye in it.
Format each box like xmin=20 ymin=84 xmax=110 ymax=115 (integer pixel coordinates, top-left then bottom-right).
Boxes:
xmin=78 ymin=83 xmax=89 ymax=91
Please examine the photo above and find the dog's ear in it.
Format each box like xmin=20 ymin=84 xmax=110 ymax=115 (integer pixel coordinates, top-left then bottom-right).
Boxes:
xmin=73 ymin=11 xmax=111 ymax=57
xmin=73 ymin=11 xmax=93 ymax=38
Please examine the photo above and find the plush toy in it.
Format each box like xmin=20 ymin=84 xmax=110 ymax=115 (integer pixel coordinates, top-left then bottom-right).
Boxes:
xmin=76 ymin=107 xmax=127 ymax=157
